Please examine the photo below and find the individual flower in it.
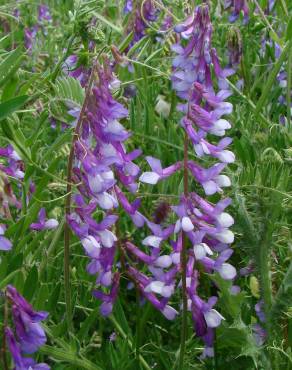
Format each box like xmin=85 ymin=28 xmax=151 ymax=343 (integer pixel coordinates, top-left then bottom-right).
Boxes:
xmin=123 ymin=0 xmax=133 ymax=14
xmin=30 ymin=208 xmax=59 ymax=231
xmin=38 ymin=4 xmax=52 ymax=22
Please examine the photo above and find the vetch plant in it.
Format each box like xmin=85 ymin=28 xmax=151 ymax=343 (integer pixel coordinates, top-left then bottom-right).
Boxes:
xmin=66 ymin=57 xmax=142 ymax=318
xmin=130 ymin=4 xmax=236 ymax=366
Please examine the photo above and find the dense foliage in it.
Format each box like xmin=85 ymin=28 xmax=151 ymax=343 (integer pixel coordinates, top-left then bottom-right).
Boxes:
xmin=0 ymin=1 xmax=291 ymax=369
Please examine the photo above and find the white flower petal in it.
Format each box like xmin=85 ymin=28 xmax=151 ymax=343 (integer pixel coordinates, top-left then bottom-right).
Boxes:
xmin=139 ymin=172 xmax=160 ymax=185
xmin=204 ymin=309 xmax=225 ymax=328
xmin=98 ymin=230 xmax=117 ymax=248
xmin=44 ymin=219 xmax=59 ymax=229
xmin=162 ymin=305 xmax=178 ymax=320
xmin=215 ymin=175 xmax=231 ymax=187
xmin=142 ymin=235 xmax=162 ymax=248
xmin=96 ymin=192 xmax=117 ymax=210
xmin=215 ymin=229 xmax=234 ymax=244
xmin=216 ymin=212 xmax=234 ymax=228
xmin=145 ymin=281 xmax=164 ymax=295
xmin=218 ymin=263 xmax=236 ymax=280
xmin=202 ymin=180 xmax=217 ymax=195
xmin=181 ymin=217 xmax=194 ymax=232
xmin=155 ymin=255 xmax=172 ymax=268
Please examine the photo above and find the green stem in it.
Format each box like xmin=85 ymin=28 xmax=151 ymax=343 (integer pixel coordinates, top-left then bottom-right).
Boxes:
xmin=286 ymin=47 xmax=292 ymax=127
xmin=63 ymin=59 xmax=98 ymax=333
xmin=257 ymin=225 xmax=273 ymax=340
xmin=109 ymin=316 xmax=152 ymax=370
xmin=178 ymin=133 xmax=189 ymax=370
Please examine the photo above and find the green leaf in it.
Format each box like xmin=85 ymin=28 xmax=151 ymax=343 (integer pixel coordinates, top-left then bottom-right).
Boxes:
xmin=40 ymin=345 xmax=103 ymax=370
xmin=270 ymin=260 xmax=292 ymax=327
xmin=0 ymin=47 xmax=24 ymax=87
xmin=23 ymin=265 xmax=38 ymax=301
xmin=54 ymin=76 xmax=84 ymax=106
xmin=0 ymin=269 xmax=22 ymax=290
xmin=286 ymin=15 xmax=292 ymax=41
xmin=0 ymin=95 xmax=28 ymax=121
xmin=211 ymin=274 xmax=245 ymax=319
xmin=255 ymin=39 xmax=292 ymax=116
xmin=92 ymin=11 xmax=122 ymax=34
xmin=78 ymin=307 xmax=100 ymax=341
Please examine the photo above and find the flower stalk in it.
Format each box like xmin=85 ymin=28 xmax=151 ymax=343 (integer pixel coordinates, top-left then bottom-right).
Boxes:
xmin=64 ymin=59 xmax=98 ymax=333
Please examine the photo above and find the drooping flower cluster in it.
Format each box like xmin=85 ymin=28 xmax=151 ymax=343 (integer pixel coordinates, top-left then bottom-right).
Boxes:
xmin=134 ymin=4 xmax=236 ymax=357
xmin=24 ymin=4 xmax=52 ymax=50
xmin=68 ymin=60 xmax=142 ymax=315
xmin=63 ymin=55 xmax=91 ymax=88
xmin=5 ymin=285 xmax=50 ymax=369
xmin=0 ymin=145 xmax=25 ymax=250
xmin=224 ymin=0 xmax=249 ymax=23
xmin=126 ymin=0 xmax=158 ymax=45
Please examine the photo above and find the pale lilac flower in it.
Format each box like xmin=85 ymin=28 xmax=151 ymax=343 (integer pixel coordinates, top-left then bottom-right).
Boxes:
xmin=0 ymin=224 xmax=12 ymax=251
xmin=224 ymin=0 xmax=249 ymax=23
xmin=30 ymin=208 xmax=58 ymax=231
xmin=38 ymin=5 xmax=52 ymax=22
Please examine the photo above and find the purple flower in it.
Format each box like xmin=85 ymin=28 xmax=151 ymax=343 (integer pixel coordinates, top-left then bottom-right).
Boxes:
xmin=123 ymin=0 xmax=133 ymax=14
xmin=38 ymin=5 xmax=52 ymax=22
xmin=5 ymin=327 xmax=50 ymax=370
xmin=4 ymin=286 xmax=49 ymax=369
xmin=224 ymin=0 xmax=249 ymax=24
xmin=252 ymin=324 xmax=266 ymax=346
xmin=133 ymin=4 xmax=236 ymax=357
xmin=24 ymin=26 xmax=38 ymax=50
xmin=0 ymin=224 xmax=12 ymax=251
xmin=30 ymin=208 xmax=58 ymax=231
xmin=126 ymin=0 xmax=158 ymax=46
xmin=139 ymin=157 xmax=182 ymax=185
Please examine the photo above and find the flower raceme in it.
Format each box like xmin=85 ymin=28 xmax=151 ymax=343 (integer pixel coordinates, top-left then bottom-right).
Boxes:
xmin=5 ymin=285 xmax=50 ymax=369
xmin=67 ymin=61 xmax=142 ymax=315
xmin=136 ymin=4 xmax=236 ymax=357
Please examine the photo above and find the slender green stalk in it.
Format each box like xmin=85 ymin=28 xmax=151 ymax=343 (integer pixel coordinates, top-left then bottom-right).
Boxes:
xmin=39 ymin=220 xmax=65 ymax=279
xmin=257 ymin=224 xmax=273 ymax=340
xmin=109 ymin=316 xmax=152 ymax=370
xmin=253 ymin=0 xmax=282 ymax=46
xmin=178 ymin=133 xmax=189 ymax=370
xmin=286 ymin=48 xmax=292 ymax=126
